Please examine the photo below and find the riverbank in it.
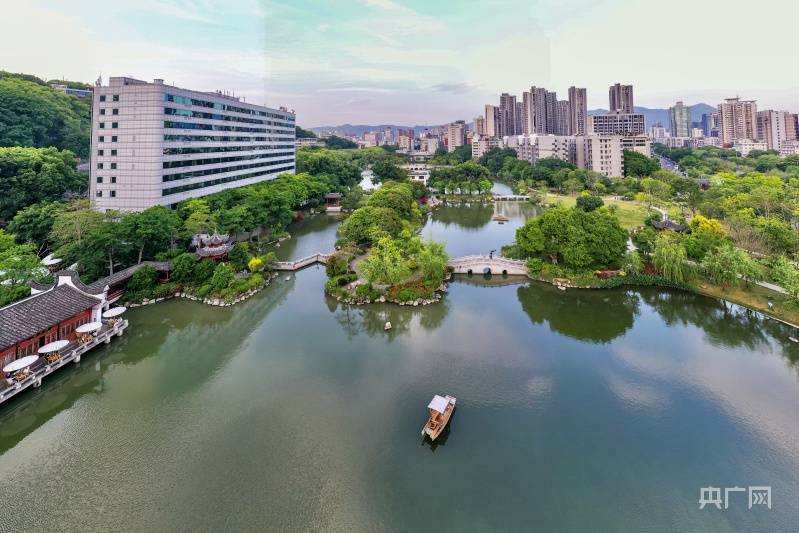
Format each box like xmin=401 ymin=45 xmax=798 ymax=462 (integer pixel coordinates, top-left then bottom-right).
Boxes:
xmin=525 ymin=269 xmax=799 ymax=329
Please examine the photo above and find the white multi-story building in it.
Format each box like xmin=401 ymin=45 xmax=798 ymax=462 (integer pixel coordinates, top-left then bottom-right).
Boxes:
xmin=757 ymin=110 xmax=788 ymax=151
xmin=401 ymin=163 xmax=431 ymax=185
xmin=620 ymin=135 xmax=652 ymax=157
xmin=296 ymin=137 xmax=325 ymax=149
xmin=576 ymin=135 xmax=624 ymax=178
xmin=780 ymin=140 xmax=799 ymax=157
xmin=718 ymin=97 xmax=757 ymax=145
xmin=472 ymin=135 xmax=502 ymax=159
xmin=447 ymin=121 xmax=466 ymax=152
xmin=90 ymin=77 xmax=295 ymax=211
xmin=733 ymin=138 xmax=768 ymax=157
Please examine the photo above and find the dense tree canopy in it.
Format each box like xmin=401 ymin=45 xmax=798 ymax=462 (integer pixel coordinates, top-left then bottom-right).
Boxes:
xmin=623 ymin=150 xmax=661 ymax=177
xmin=295 ymin=126 xmax=317 ymax=138
xmin=324 ymin=136 xmax=358 ymax=149
xmin=0 ymin=75 xmax=91 ymax=158
xmin=0 ymin=146 xmax=86 ymax=221
xmin=515 ymin=206 xmax=628 ymax=268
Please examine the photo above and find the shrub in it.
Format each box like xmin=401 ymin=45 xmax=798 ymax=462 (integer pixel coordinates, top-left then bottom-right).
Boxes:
xmin=171 ymin=253 xmax=198 ymax=283
xmin=396 ymin=287 xmax=422 ymax=302
xmin=575 ymin=195 xmax=604 ymax=212
xmin=597 ymin=274 xmax=694 ymax=292
xmin=326 ymin=251 xmax=351 ymax=277
xmin=153 ymin=282 xmax=179 ymax=298
xmin=193 ymin=260 xmax=216 ymax=283
xmin=525 ymin=257 xmax=544 ymax=274
xmin=196 ymin=284 xmax=213 ymax=298
xmin=248 ymin=256 xmax=264 ymax=273
xmin=355 ymin=283 xmax=381 ymax=300
xmin=210 ymin=263 xmax=235 ymax=291
xmin=128 ymin=266 xmax=158 ymax=293
xmin=228 ymin=241 xmax=252 ymax=271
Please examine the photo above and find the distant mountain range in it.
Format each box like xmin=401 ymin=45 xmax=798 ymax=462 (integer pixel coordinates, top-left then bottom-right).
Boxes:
xmin=588 ymin=103 xmax=716 ymax=129
xmin=310 ymin=103 xmax=717 ymax=136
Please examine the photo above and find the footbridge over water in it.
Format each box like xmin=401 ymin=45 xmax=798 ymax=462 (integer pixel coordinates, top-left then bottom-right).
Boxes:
xmin=447 ymin=255 xmax=528 ymax=276
xmin=492 ymin=195 xmax=531 ymax=202
xmin=274 ymin=253 xmax=331 ymax=271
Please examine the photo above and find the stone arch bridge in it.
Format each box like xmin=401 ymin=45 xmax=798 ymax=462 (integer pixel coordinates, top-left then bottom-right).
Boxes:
xmin=447 ymin=255 xmax=528 ymax=276
xmin=274 ymin=252 xmax=528 ymax=276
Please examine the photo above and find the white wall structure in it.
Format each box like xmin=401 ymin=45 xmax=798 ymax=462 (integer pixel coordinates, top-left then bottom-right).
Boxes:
xmin=90 ymin=77 xmax=295 ymax=211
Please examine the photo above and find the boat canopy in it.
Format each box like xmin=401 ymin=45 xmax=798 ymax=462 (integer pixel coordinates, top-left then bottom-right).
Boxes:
xmin=428 ymin=395 xmax=449 ymax=414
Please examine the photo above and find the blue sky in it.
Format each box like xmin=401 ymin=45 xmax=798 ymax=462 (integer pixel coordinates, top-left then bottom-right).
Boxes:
xmin=2 ymin=0 xmax=798 ymax=126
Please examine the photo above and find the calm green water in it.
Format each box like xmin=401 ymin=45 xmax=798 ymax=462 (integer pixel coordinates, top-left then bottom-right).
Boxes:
xmin=1 ymin=201 xmax=799 ymax=532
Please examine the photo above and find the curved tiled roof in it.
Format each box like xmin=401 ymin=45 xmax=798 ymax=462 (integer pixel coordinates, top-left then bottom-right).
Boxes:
xmin=0 ymin=285 xmax=101 ymax=351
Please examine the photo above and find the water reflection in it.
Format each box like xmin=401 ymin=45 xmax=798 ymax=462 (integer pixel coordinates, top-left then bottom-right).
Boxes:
xmin=431 ymin=202 xmax=494 ymax=228
xmin=517 ymin=283 xmax=639 ymax=343
xmin=0 ymin=279 xmax=293 ymax=453
xmin=327 ymin=296 xmax=451 ymax=339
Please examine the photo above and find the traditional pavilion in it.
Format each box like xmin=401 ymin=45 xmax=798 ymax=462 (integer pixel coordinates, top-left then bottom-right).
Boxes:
xmin=192 ymin=233 xmax=232 ymax=260
xmin=324 ymin=192 xmax=343 ymax=213
xmin=651 ymin=219 xmax=687 ymax=232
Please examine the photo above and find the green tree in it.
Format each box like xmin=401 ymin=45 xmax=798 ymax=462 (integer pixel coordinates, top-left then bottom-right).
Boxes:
xmin=683 ymin=215 xmax=726 ymax=260
xmin=7 ymin=201 xmax=66 ymax=253
xmin=700 ymin=244 xmax=761 ymax=288
xmin=515 ymin=207 xmax=627 ymax=268
xmin=0 ymin=76 xmax=91 ymax=158
xmin=339 ymin=205 xmax=402 ymax=244
xmin=372 ymin=158 xmax=407 ymax=183
xmin=227 ymin=241 xmax=252 ymax=271
xmin=122 ymin=206 xmax=181 ymax=264
xmin=171 ymin=253 xmax=198 ymax=284
xmin=0 ymin=146 xmax=86 ymax=220
xmin=575 ymin=194 xmax=604 ymax=212
xmin=639 ymin=177 xmax=671 ymax=208
xmin=360 ymin=237 xmax=410 ymax=285
xmin=416 ymin=240 xmax=449 ymax=288
xmin=652 ymin=234 xmax=690 ymax=283
xmin=621 ymin=250 xmax=644 ymax=274
xmin=623 ymin=150 xmax=661 ymax=177
xmin=323 ymin=136 xmax=358 ymax=149
xmin=210 ymin=262 xmax=235 ymax=291
xmin=773 ymin=256 xmax=799 ymax=302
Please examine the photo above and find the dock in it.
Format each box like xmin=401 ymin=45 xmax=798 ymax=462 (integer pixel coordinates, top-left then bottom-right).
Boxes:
xmin=0 ymin=320 xmax=128 ymax=406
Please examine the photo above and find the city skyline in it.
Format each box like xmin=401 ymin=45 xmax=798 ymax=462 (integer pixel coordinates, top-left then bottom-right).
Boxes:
xmin=2 ymin=0 xmax=799 ymax=126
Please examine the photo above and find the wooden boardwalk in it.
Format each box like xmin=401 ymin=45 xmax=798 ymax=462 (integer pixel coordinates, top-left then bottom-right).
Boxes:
xmin=0 ymin=320 xmax=128 ymax=406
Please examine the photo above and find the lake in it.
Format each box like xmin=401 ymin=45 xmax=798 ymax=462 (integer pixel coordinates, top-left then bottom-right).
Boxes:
xmin=1 ymin=198 xmax=798 ymax=532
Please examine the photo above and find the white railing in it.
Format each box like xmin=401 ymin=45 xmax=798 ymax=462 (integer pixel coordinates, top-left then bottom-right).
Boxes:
xmin=0 ymin=320 xmax=128 ymax=406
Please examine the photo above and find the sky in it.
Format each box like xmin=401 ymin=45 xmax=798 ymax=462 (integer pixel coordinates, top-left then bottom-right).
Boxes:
xmin=2 ymin=0 xmax=798 ymax=127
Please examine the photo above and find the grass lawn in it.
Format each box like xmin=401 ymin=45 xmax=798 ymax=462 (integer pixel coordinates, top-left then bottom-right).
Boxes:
xmin=696 ymin=281 xmax=799 ymax=327
xmin=546 ymin=194 xmax=656 ymax=229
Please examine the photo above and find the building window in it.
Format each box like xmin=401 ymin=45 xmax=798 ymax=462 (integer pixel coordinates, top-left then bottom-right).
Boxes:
xmin=98 ymin=149 xmax=104 ymax=156
xmin=112 ymin=94 xmax=119 ymax=102
xmin=111 ymin=176 xmax=117 ymax=183
xmin=110 ymin=163 xmax=117 ymax=169
xmin=111 ymin=149 xmax=117 ymax=156
xmin=100 ymin=95 xmax=106 ymax=102
xmin=111 ymin=136 xmax=118 ymax=142
xmin=110 ymin=190 xmax=116 ymax=198
xmin=112 ymin=109 xmax=119 ymax=115
xmin=96 ymin=190 xmax=102 ymax=197
xmin=98 ymin=136 xmax=104 ymax=142
xmin=97 ymin=176 xmax=103 ymax=183
xmin=97 ymin=163 xmax=103 ymax=169
xmin=100 ymin=109 xmax=106 ymax=115
xmin=99 ymin=123 xmax=105 ymax=129
xmin=111 ymin=122 xmax=118 ymax=129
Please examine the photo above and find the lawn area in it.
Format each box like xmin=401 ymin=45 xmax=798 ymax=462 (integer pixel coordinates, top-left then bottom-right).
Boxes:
xmin=697 ymin=281 xmax=799 ymax=327
xmin=546 ymin=194 xmax=656 ymax=229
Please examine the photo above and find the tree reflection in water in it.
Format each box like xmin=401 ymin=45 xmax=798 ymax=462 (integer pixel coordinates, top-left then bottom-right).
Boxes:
xmin=327 ymin=296 xmax=451 ymax=340
xmin=517 ymin=283 xmax=640 ymax=344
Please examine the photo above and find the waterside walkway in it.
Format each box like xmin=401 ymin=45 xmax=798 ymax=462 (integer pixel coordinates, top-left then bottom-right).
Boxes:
xmin=0 ymin=320 xmax=128 ymax=406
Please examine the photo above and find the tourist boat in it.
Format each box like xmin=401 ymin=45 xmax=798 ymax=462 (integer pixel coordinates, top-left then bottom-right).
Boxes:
xmin=492 ymin=214 xmax=509 ymax=223
xmin=421 ymin=394 xmax=456 ymax=441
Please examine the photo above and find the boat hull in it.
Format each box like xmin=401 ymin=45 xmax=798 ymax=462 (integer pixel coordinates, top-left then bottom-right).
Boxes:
xmin=422 ymin=395 xmax=456 ymax=441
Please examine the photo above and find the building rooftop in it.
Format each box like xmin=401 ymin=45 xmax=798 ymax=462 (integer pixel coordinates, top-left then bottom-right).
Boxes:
xmin=0 ymin=285 xmax=102 ymax=351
